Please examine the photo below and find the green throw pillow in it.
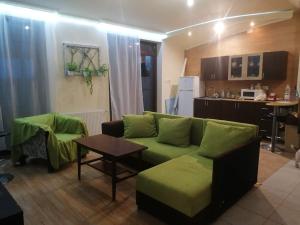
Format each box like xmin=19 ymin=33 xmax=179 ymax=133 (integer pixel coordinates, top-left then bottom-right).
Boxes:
xmin=157 ymin=118 xmax=192 ymax=147
xmin=198 ymin=121 xmax=255 ymax=158
xmin=123 ymin=114 xmax=157 ymax=138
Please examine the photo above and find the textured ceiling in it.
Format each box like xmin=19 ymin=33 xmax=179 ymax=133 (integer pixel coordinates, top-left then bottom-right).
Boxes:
xmin=6 ymin=0 xmax=296 ymax=33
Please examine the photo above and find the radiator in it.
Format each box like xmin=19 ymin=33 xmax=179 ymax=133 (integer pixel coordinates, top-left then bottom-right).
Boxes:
xmin=64 ymin=109 xmax=108 ymax=135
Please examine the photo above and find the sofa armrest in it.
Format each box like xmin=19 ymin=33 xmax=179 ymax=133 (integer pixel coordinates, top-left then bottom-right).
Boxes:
xmin=101 ymin=120 xmax=124 ymax=137
xmin=211 ymin=137 xmax=261 ymax=212
xmin=55 ymin=114 xmax=88 ymax=135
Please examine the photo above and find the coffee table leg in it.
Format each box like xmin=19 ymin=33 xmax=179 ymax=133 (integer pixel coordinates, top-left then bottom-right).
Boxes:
xmin=112 ymin=159 xmax=116 ymax=201
xmin=77 ymin=145 xmax=81 ymax=181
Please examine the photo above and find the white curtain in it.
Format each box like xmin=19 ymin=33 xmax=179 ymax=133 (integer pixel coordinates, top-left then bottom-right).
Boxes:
xmin=107 ymin=33 xmax=144 ymax=120
xmin=0 ymin=15 xmax=51 ymax=131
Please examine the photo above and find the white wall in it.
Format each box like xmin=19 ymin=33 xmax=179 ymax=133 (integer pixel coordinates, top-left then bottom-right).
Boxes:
xmin=47 ymin=22 xmax=110 ymax=121
xmin=47 ymin=22 xmax=185 ymax=116
xmin=158 ymin=37 xmax=185 ymax=113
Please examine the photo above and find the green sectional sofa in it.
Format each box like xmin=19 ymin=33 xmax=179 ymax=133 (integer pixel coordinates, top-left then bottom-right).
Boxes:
xmin=102 ymin=112 xmax=260 ymax=225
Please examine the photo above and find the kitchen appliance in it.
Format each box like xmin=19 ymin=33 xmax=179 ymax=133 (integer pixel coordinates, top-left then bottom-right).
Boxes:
xmin=177 ymin=76 xmax=204 ymax=116
xmin=241 ymin=89 xmax=265 ymax=100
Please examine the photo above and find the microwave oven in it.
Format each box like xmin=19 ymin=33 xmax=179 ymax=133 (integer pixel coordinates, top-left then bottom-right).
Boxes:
xmin=241 ymin=89 xmax=265 ymax=100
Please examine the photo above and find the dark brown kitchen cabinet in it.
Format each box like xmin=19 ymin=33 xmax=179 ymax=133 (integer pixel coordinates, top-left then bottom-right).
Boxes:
xmin=235 ymin=101 xmax=257 ymax=124
xmin=193 ymin=99 xmax=221 ymax=118
xmin=194 ymin=98 xmax=206 ymax=118
xmin=194 ymin=98 xmax=272 ymax=137
xmin=205 ymin=100 xmax=222 ymax=118
xmin=201 ymin=56 xmax=229 ymax=81
xmin=220 ymin=101 xmax=236 ymax=121
xmin=201 ymin=58 xmax=216 ymax=81
xmin=263 ymin=51 xmax=288 ymax=80
xmin=220 ymin=101 xmax=256 ymax=123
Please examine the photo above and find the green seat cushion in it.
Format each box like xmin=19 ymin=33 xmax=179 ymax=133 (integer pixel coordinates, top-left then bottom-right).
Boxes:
xmin=198 ymin=121 xmax=256 ymax=158
xmin=55 ymin=133 xmax=82 ymax=142
xmin=137 ymin=154 xmax=213 ymax=217
xmin=157 ymin=117 xmax=192 ymax=147
xmin=127 ymin=137 xmax=199 ymax=165
xmin=53 ymin=133 xmax=85 ymax=165
xmin=123 ymin=114 xmax=157 ymax=138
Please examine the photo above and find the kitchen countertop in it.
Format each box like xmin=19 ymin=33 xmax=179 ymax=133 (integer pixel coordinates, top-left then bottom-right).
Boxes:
xmin=195 ymin=97 xmax=271 ymax=103
xmin=266 ymin=100 xmax=298 ymax=107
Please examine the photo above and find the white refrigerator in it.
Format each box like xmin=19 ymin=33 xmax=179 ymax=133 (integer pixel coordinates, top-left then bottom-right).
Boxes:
xmin=177 ymin=76 xmax=204 ymax=116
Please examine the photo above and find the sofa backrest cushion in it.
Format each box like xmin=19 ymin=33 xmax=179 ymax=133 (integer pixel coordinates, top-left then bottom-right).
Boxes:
xmin=157 ymin=117 xmax=192 ymax=147
xmin=144 ymin=111 xmax=183 ymax=130
xmin=144 ymin=112 xmax=205 ymax=146
xmin=198 ymin=121 xmax=257 ymax=158
xmin=204 ymin=119 xmax=259 ymax=135
xmin=123 ymin=114 xmax=157 ymax=138
xmin=191 ymin=117 xmax=205 ymax=146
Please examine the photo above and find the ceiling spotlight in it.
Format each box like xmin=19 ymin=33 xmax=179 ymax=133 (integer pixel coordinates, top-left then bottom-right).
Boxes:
xmin=187 ymin=0 xmax=194 ymax=7
xmin=214 ymin=22 xmax=225 ymax=34
xmin=250 ymin=21 xmax=255 ymax=27
xmin=24 ymin=25 xmax=30 ymax=30
xmin=188 ymin=31 xmax=192 ymax=36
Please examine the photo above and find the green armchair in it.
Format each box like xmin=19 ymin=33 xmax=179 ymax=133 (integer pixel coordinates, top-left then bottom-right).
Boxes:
xmin=11 ymin=113 xmax=88 ymax=171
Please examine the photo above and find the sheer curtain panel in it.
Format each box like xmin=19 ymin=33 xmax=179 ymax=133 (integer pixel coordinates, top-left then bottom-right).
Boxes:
xmin=0 ymin=16 xmax=51 ymax=131
xmin=107 ymin=34 xmax=144 ymax=120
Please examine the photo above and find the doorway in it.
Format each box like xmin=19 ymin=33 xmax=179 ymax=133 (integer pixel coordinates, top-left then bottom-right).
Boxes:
xmin=140 ymin=41 xmax=157 ymax=112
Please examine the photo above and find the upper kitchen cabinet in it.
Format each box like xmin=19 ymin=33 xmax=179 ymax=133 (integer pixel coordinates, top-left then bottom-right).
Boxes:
xmin=228 ymin=53 xmax=263 ymax=80
xmin=263 ymin=51 xmax=288 ymax=80
xmin=246 ymin=53 xmax=263 ymax=80
xmin=228 ymin=55 xmax=244 ymax=80
xmin=202 ymin=51 xmax=288 ymax=81
xmin=201 ymin=56 xmax=229 ymax=80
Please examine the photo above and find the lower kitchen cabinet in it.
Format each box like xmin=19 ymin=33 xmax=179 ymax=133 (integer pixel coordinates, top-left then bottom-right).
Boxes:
xmin=194 ymin=98 xmax=272 ymax=136
xmin=220 ymin=101 xmax=236 ymax=121
xmin=194 ymin=99 xmax=221 ymax=119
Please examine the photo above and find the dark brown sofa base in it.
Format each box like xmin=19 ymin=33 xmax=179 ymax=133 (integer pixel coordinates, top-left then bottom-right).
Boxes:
xmin=137 ymin=191 xmax=214 ymax=225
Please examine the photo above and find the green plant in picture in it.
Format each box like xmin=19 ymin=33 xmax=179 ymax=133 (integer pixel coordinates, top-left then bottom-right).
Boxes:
xmin=97 ymin=64 xmax=109 ymax=76
xmin=83 ymin=67 xmax=94 ymax=94
xmin=66 ymin=62 xmax=78 ymax=76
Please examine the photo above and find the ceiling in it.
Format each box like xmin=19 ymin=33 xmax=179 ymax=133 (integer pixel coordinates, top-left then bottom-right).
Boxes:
xmin=5 ymin=0 xmax=297 ymax=33
xmin=167 ymin=10 xmax=294 ymax=49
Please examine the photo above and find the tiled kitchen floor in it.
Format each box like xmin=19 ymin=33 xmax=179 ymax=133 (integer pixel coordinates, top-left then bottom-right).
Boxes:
xmin=214 ymin=160 xmax=300 ymax=225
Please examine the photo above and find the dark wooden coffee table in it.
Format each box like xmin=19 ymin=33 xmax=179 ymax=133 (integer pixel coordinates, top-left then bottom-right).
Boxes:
xmin=74 ymin=134 xmax=147 ymax=201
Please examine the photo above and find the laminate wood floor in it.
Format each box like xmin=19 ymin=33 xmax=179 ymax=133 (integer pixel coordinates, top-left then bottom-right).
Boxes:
xmin=1 ymin=149 xmax=294 ymax=225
